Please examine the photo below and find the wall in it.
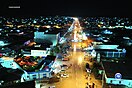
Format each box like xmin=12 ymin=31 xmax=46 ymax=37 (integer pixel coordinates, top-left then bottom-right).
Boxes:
xmin=21 ymin=70 xmax=52 ymax=82
xmin=105 ymin=77 xmax=132 ymax=87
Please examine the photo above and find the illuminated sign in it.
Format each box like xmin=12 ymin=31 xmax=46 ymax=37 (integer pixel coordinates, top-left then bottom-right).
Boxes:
xmin=115 ymin=73 xmax=122 ymax=79
xmin=31 ymin=50 xmax=46 ymax=56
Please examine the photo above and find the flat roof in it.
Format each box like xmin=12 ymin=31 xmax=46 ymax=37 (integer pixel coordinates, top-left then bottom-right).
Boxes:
xmin=102 ymin=60 xmax=132 ymax=80
xmin=44 ymin=30 xmax=60 ymax=34
xmin=94 ymin=45 xmax=119 ymax=49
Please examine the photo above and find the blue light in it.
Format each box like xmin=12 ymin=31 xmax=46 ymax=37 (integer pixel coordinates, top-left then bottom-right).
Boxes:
xmin=115 ymin=73 xmax=122 ymax=79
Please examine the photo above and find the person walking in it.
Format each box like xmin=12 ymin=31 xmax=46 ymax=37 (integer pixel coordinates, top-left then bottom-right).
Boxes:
xmin=86 ymin=76 xmax=88 ymax=80
xmin=92 ymin=83 xmax=95 ymax=88
xmin=88 ymin=78 xmax=91 ymax=87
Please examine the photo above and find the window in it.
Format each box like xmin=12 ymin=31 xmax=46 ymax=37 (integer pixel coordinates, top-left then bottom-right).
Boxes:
xmin=110 ymin=80 xmax=112 ymax=83
xmin=32 ymin=74 xmax=36 ymax=79
xmin=27 ymin=76 xmax=29 ymax=78
xmin=43 ymin=74 xmax=47 ymax=78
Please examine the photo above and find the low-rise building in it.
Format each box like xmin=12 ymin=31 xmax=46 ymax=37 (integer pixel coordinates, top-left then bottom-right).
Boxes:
xmin=20 ymin=55 xmax=56 ymax=82
xmin=102 ymin=60 xmax=132 ymax=88
xmin=34 ymin=31 xmax=60 ymax=46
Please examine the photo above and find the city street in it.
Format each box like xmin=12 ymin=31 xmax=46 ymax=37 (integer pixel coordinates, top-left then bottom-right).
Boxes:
xmin=0 ymin=12 xmax=132 ymax=88
xmin=52 ymin=40 xmax=102 ymax=88
xmin=50 ymin=19 xmax=101 ymax=88
xmin=36 ymin=18 xmax=102 ymax=88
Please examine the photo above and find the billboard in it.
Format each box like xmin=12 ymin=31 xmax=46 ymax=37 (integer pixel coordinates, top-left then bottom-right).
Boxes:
xmin=31 ymin=50 xmax=47 ymax=56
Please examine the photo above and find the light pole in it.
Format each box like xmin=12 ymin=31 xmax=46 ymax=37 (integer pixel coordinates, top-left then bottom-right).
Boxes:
xmin=102 ymin=70 xmax=105 ymax=88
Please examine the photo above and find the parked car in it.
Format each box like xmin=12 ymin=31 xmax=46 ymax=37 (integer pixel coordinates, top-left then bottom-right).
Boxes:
xmin=61 ymin=74 xmax=69 ymax=78
xmin=61 ymin=64 xmax=68 ymax=68
xmin=86 ymin=63 xmax=91 ymax=73
xmin=62 ymin=57 xmax=69 ymax=61
xmin=60 ymin=65 xmax=68 ymax=71
xmin=49 ymin=86 xmax=55 ymax=88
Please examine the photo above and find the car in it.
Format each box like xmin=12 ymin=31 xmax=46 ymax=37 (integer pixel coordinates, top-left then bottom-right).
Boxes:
xmin=61 ymin=64 xmax=68 ymax=68
xmin=62 ymin=57 xmax=69 ymax=61
xmin=61 ymin=64 xmax=69 ymax=70
xmin=56 ymin=75 xmax=60 ymax=78
xmin=61 ymin=74 xmax=69 ymax=78
xmin=84 ymin=55 xmax=89 ymax=60
xmin=49 ymin=77 xmax=59 ymax=82
xmin=49 ymin=86 xmax=55 ymax=88
xmin=86 ymin=63 xmax=90 ymax=69
xmin=86 ymin=63 xmax=91 ymax=73
xmin=61 ymin=69 xmax=66 ymax=72
xmin=86 ymin=68 xmax=91 ymax=73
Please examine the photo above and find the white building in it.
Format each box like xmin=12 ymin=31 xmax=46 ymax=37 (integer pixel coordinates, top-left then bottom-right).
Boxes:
xmin=21 ymin=69 xmax=53 ymax=82
xmin=0 ymin=57 xmax=22 ymax=69
xmin=34 ymin=32 xmax=60 ymax=46
xmin=102 ymin=61 xmax=132 ymax=87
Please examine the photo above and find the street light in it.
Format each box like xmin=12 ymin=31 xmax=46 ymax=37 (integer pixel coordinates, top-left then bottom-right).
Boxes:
xmin=73 ymin=17 xmax=78 ymax=21
xmin=74 ymin=31 xmax=77 ymax=41
xmin=73 ymin=44 xmax=76 ymax=52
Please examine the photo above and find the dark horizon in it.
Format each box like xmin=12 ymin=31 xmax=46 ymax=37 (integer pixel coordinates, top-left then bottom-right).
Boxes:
xmin=0 ymin=0 xmax=131 ymax=17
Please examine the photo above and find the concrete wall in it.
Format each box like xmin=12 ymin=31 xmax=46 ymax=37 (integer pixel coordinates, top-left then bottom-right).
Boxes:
xmin=105 ymin=77 xmax=132 ymax=87
xmin=21 ymin=71 xmax=52 ymax=82
xmin=94 ymin=45 xmax=119 ymax=49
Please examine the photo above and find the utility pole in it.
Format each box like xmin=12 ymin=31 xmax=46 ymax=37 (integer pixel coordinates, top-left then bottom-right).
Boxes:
xmin=102 ymin=70 xmax=105 ymax=88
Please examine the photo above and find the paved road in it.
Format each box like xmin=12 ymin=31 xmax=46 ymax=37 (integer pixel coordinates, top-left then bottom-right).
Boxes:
xmin=50 ymin=42 xmax=101 ymax=88
xmin=52 ymin=42 xmax=86 ymax=88
xmin=38 ymin=18 xmax=102 ymax=88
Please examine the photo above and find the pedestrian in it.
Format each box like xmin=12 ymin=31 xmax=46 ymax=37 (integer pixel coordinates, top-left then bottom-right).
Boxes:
xmin=85 ymin=74 xmax=86 ymax=77
xmin=92 ymin=83 xmax=95 ymax=88
xmin=70 ymin=63 xmax=72 ymax=66
xmin=89 ymin=78 xmax=92 ymax=88
xmin=86 ymin=82 xmax=89 ymax=85
xmin=88 ymin=73 xmax=90 ymax=77
xmin=89 ymin=85 xmax=92 ymax=88
xmin=89 ymin=77 xmax=91 ymax=80
xmin=86 ymin=77 xmax=88 ymax=79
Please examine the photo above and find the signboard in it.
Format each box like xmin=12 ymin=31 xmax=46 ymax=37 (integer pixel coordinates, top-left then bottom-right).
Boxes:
xmin=115 ymin=73 xmax=122 ymax=80
xmin=31 ymin=50 xmax=46 ymax=56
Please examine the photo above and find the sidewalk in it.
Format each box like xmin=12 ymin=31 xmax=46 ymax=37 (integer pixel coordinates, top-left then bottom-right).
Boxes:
xmin=84 ymin=55 xmax=102 ymax=88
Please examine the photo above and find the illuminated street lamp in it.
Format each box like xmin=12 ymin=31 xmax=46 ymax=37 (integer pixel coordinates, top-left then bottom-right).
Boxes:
xmin=74 ymin=31 xmax=77 ymax=41
xmin=82 ymin=33 xmax=87 ymax=40
xmin=73 ymin=17 xmax=78 ymax=21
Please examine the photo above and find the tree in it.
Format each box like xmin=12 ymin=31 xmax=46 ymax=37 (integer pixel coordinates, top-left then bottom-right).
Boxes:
xmin=53 ymin=46 xmax=60 ymax=54
xmin=49 ymin=45 xmax=60 ymax=56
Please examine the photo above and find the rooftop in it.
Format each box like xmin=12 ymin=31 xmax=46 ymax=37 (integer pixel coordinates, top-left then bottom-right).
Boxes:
xmin=102 ymin=60 xmax=132 ymax=80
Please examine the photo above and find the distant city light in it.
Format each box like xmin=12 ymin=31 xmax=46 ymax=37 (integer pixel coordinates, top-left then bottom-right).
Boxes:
xmin=74 ymin=31 xmax=77 ymax=41
xmin=74 ymin=44 xmax=76 ymax=52
xmin=78 ymin=56 xmax=83 ymax=65
xmin=82 ymin=33 xmax=87 ymax=40
xmin=73 ymin=17 xmax=78 ymax=21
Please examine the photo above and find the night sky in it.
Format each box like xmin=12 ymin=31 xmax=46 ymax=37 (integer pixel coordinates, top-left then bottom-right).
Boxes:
xmin=0 ymin=0 xmax=131 ymax=17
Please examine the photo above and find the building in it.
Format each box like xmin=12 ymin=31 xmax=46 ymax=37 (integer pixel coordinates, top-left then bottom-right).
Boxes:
xmin=94 ymin=45 xmax=126 ymax=62
xmin=22 ymin=39 xmax=52 ymax=56
xmin=0 ymin=57 xmax=22 ymax=69
xmin=95 ymin=49 xmax=126 ymax=59
xmin=0 ymin=80 xmax=35 ymax=88
xmin=20 ymin=55 xmax=56 ymax=82
xmin=34 ymin=31 xmax=60 ymax=46
xmin=102 ymin=60 xmax=132 ymax=87
xmin=21 ymin=69 xmax=52 ymax=82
